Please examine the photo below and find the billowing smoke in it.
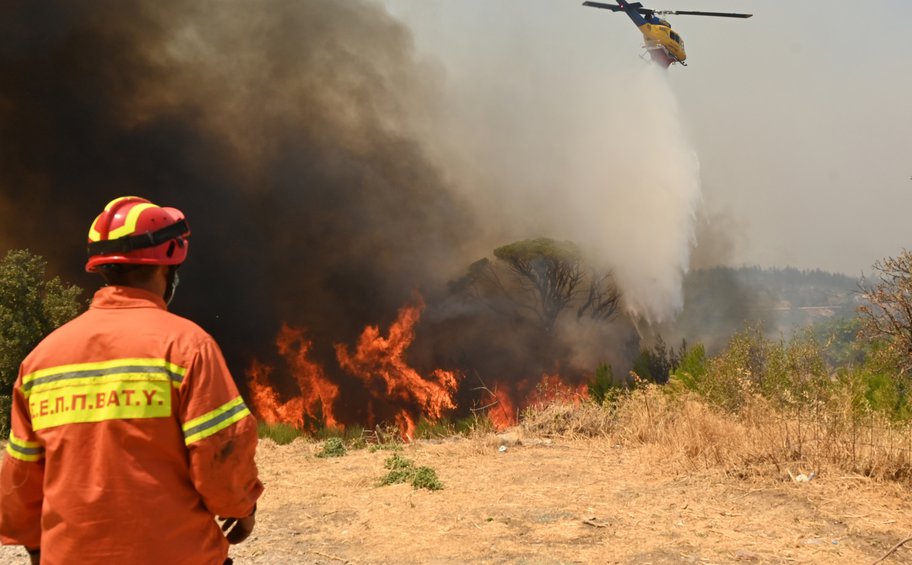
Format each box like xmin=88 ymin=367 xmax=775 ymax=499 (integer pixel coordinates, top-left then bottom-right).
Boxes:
xmin=556 ymin=66 xmax=701 ymax=323
xmin=424 ymin=62 xmax=702 ymax=325
xmin=0 ymin=0 xmax=473 ymax=372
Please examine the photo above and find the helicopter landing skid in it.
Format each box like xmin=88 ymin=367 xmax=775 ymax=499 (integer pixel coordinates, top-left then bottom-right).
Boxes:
xmin=642 ymin=44 xmax=682 ymax=68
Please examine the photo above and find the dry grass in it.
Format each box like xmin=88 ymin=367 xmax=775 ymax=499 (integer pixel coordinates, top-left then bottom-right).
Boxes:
xmin=520 ymin=400 xmax=615 ymax=439
xmin=520 ymin=386 xmax=912 ymax=484
xmin=233 ymin=431 xmax=912 ymax=563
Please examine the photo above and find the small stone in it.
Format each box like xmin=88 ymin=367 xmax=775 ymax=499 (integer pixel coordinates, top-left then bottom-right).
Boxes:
xmin=734 ymin=549 xmax=759 ymax=561
xmin=496 ymin=431 xmax=521 ymax=446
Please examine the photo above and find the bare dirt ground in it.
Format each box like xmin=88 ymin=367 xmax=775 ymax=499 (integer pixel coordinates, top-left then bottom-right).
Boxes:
xmin=3 ymin=433 xmax=911 ymax=564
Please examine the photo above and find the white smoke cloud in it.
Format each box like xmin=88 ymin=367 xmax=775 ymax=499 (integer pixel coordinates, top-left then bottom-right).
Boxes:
xmin=420 ymin=60 xmax=701 ymax=324
xmin=562 ymin=65 xmax=701 ymax=323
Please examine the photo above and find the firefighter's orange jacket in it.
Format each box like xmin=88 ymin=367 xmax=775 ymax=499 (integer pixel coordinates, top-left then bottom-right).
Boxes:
xmin=0 ymin=286 xmax=263 ymax=564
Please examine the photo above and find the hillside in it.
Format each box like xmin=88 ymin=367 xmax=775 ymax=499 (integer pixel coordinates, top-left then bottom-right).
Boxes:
xmin=668 ymin=267 xmax=860 ymax=352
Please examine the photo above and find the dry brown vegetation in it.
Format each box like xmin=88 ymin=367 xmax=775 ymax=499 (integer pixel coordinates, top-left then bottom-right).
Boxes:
xmin=526 ymin=387 xmax=912 ymax=483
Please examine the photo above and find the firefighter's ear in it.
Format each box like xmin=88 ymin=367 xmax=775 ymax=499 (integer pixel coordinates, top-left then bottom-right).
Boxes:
xmin=163 ymin=266 xmax=180 ymax=306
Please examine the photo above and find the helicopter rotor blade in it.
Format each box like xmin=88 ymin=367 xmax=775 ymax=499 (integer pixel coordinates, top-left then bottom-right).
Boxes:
xmin=581 ymin=2 xmax=626 ymax=12
xmin=581 ymin=2 xmax=656 ymax=16
xmin=654 ymin=10 xmax=752 ymax=18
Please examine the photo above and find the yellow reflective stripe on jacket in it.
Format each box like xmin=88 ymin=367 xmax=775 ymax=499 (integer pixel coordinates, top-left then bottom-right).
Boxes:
xmin=22 ymin=358 xmax=186 ymax=398
xmin=22 ymin=358 xmax=185 ymax=431
xmin=6 ymin=431 xmax=45 ymax=462
xmin=182 ymin=397 xmax=250 ymax=445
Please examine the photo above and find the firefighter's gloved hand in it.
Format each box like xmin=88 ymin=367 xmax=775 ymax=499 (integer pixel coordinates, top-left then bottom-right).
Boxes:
xmin=219 ymin=508 xmax=256 ymax=544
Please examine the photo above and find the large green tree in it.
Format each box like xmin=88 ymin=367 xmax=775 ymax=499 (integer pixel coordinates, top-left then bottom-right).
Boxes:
xmin=0 ymin=250 xmax=83 ymax=431
xmin=456 ymin=238 xmax=621 ymax=334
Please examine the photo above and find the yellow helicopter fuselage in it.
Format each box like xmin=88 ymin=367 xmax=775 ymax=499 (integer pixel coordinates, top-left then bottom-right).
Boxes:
xmin=637 ymin=21 xmax=686 ymax=65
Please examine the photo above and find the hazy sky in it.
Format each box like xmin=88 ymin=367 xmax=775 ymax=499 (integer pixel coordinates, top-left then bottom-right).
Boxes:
xmin=380 ymin=0 xmax=911 ymax=276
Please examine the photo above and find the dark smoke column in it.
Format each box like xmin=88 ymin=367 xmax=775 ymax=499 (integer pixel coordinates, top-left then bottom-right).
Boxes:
xmin=0 ymin=1 xmax=473 ymax=386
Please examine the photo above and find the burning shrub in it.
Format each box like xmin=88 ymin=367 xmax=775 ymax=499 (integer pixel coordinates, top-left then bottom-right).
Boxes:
xmin=336 ymin=298 xmax=460 ymax=439
xmin=444 ymin=238 xmax=631 ymax=426
xmin=249 ymin=297 xmax=461 ymax=440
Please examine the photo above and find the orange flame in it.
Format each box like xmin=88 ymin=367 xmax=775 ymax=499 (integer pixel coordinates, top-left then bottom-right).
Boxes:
xmin=484 ymin=373 xmax=586 ymax=430
xmin=486 ymin=385 xmax=517 ymax=431
xmin=248 ymin=360 xmax=305 ymax=427
xmin=526 ymin=373 xmax=588 ymax=408
xmin=277 ymin=324 xmax=340 ymax=429
xmin=247 ymin=295 xmax=591 ymax=438
xmin=248 ymin=325 xmax=340 ymax=431
xmin=336 ymin=298 xmax=459 ymax=439
xmin=248 ymin=296 xmax=459 ymax=440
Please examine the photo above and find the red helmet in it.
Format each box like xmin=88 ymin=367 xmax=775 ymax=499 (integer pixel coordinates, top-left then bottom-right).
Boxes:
xmin=86 ymin=196 xmax=190 ymax=272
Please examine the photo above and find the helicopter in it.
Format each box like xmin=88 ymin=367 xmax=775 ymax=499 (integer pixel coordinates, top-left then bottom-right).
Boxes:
xmin=582 ymin=1 xmax=752 ymax=68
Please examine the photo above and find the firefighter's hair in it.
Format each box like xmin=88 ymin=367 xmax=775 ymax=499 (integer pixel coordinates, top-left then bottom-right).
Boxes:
xmin=97 ymin=263 xmax=160 ymax=287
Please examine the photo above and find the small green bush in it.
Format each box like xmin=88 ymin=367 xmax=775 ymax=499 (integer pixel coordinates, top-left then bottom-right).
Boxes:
xmin=257 ymin=421 xmax=302 ymax=445
xmin=314 ymin=424 xmax=368 ymax=449
xmin=378 ymin=454 xmax=443 ymax=490
xmin=316 ymin=437 xmax=347 ymax=458
xmin=379 ymin=453 xmax=415 ymax=485
xmin=410 ymin=466 xmax=443 ymax=491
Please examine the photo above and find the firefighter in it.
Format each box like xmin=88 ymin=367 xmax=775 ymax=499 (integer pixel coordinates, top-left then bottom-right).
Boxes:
xmin=0 ymin=196 xmax=263 ymax=564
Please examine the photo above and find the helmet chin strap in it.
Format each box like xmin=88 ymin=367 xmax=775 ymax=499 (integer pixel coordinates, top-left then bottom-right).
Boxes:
xmin=164 ymin=266 xmax=180 ymax=306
